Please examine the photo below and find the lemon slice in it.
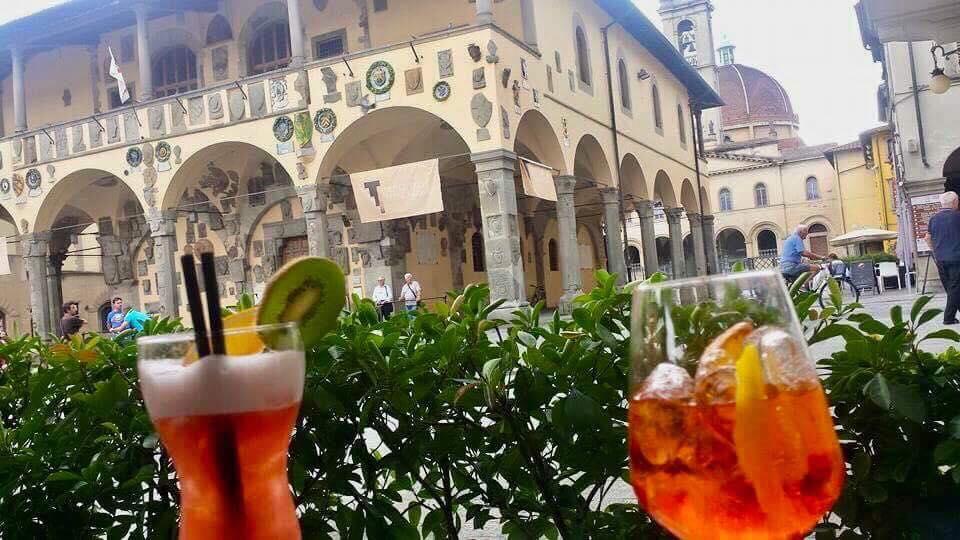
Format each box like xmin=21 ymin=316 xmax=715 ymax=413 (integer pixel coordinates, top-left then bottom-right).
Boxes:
xmin=183 ymin=308 xmax=264 ymax=365
xmin=733 ymin=343 xmax=792 ymax=530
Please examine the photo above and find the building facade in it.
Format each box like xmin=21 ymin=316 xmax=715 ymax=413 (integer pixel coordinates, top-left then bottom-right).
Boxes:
xmin=0 ymin=0 xmax=722 ymax=336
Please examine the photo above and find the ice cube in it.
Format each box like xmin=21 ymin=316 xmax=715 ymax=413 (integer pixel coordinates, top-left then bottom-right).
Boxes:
xmin=747 ymin=326 xmax=818 ymax=388
xmin=630 ymin=363 xmax=695 ymax=466
xmin=694 ymin=322 xmax=754 ymax=404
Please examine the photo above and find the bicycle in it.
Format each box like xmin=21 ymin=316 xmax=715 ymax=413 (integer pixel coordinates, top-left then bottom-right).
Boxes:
xmin=783 ymin=264 xmax=860 ymax=309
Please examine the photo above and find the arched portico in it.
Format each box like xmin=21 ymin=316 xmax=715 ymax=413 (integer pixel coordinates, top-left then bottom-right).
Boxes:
xmin=681 ymin=178 xmax=707 ymax=276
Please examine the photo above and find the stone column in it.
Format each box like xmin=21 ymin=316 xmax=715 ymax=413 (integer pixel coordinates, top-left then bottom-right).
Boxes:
xmin=471 ymin=150 xmax=527 ymax=310
xmin=702 ymin=214 xmax=719 ymax=275
xmin=555 ymin=175 xmax=582 ymax=313
xmin=11 ymin=47 xmax=26 ymax=132
xmin=23 ymin=234 xmax=51 ymax=337
xmin=599 ymin=188 xmax=627 ymax=284
xmin=88 ymin=44 xmax=102 ymax=114
xmin=47 ymin=254 xmax=65 ymax=335
xmin=134 ymin=3 xmax=153 ymax=101
xmin=476 ymin=0 xmax=493 ymax=25
xmin=635 ymin=200 xmax=659 ymax=279
xmin=286 ymin=0 xmax=306 ymax=68
xmin=297 ymin=183 xmax=331 ymax=258
xmin=665 ymin=208 xmax=686 ymax=279
xmin=687 ymin=212 xmax=708 ymax=276
xmin=148 ymin=210 xmax=179 ymax=318
xmin=446 ymin=215 xmax=467 ymax=290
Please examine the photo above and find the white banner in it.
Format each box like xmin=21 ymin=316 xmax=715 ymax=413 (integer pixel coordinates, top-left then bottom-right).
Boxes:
xmin=108 ymin=47 xmax=129 ymax=104
xmin=351 ymin=159 xmax=443 ymax=223
xmin=0 ymin=238 xmax=10 ymax=276
xmin=520 ymin=159 xmax=557 ymax=202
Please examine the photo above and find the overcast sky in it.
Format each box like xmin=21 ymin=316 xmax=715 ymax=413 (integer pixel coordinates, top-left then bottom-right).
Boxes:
xmin=633 ymin=0 xmax=884 ymax=145
xmin=8 ymin=0 xmax=882 ymax=145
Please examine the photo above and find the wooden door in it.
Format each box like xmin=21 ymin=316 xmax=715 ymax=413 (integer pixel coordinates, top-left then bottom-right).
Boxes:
xmin=280 ymin=236 xmax=309 ymax=265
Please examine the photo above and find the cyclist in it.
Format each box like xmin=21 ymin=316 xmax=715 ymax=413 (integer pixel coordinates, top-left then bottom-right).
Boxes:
xmin=781 ymin=224 xmax=828 ymax=281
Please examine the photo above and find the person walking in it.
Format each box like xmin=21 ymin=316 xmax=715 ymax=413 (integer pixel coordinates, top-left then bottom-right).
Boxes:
xmin=106 ymin=296 xmax=126 ymax=333
xmin=399 ymin=273 xmax=423 ymax=312
xmin=927 ymin=191 xmax=960 ymax=325
xmin=59 ymin=301 xmax=85 ymax=339
xmin=780 ymin=224 xmax=827 ymax=279
xmin=371 ymin=276 xmax=394 ymax=320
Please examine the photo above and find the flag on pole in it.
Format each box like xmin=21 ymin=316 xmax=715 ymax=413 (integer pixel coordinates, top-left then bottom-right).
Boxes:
xmin=108 ymin=47 xmax=129 ymax=104
xmin=0 ymin=237 xmax=10 ymax=276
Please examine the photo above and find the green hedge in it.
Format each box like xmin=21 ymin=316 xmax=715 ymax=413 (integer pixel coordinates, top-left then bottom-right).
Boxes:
xmin=1 ymin=272 xmax=959 ymax=539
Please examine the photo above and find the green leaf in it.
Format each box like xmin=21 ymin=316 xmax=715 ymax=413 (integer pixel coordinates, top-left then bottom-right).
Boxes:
xmin=890 ymin=304 xmax=903 ymax=325
xmin=916 ymin=308 xmax=944 ymax=329
xmin=46 ymin=471 xmax=83 ymax=483
xmin=923 ymin=329 xmax=960 ymax=342
xmin=858 ymin=482 xmax=888 ymax=503
xmin=863 ymin=374 xmax=892 ymax=411
xmin=911 ymin=295 xmax=933 ymax=322
xmin=935 ymin=440 xmax=960 ymax=465
xmin=949 ymin=416 xmax=960 ymax=439
xmin=564 ymin=391 xmax=602 ymax=431
xmin=852 ymin=452 xmax=871 ymax=478
xmin=889 ymin=383 xmax=927 ymax=422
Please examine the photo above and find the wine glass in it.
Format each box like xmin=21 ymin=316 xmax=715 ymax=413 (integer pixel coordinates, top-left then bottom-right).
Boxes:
xmin=629 ymin=271 xmax=843 ymax=540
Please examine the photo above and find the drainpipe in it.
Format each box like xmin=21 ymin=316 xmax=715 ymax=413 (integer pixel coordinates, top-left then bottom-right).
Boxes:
xmin=690 ymin=105 xmax=708 ymax=269
xmin=907 ymin=41 xmax=931 ymax=168
xmin=601 ymin=21 xmax=632 ymax=282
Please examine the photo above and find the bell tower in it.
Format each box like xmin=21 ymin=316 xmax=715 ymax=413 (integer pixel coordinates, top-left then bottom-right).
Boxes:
xmin=658 ymin=0 xmax=722 ymax=146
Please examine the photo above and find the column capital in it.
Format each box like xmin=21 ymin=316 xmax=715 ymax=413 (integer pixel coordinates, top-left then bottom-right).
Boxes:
xmin=146 ymin=209 xmax=177 ymax=237
xmin=701 ymin=214 xmax=716 ymax=225
xmin=555 ymin=175 xmax=578 ymax=196
xmin=22 ymin=233 xmax=50 ymax=258
xmin=664 ymin=206 xmax=685 ymax=222
xmin=297 ymin=182 xmax=331 ymax=214
xmin=635 ymin=199 xmax=654 ymax=218
xmin=599 ymin=186 xmax=621 ymax=204
xmin=471 ymin=149 xmax=517 ymax=173
xmin=687 ymin=211 xmax=703 ymax=225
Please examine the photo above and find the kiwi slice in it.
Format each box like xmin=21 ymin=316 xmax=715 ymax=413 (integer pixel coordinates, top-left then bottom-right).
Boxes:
xmin=257 ymin=257 xmax=346 ymax=349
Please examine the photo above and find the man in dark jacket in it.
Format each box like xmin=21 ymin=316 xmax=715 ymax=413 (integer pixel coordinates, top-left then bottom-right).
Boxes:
xmin=59 ymin=301 xmax=85 ymax=338
xmin=928 ymin=191 xmax=960 ymax=325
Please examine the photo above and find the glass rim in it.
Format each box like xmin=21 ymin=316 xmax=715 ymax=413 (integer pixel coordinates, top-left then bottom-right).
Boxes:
xmin=136 ymin=321 xmax=300 ymax=347
xmin=633 ymin=269 xmax=785 ymax=292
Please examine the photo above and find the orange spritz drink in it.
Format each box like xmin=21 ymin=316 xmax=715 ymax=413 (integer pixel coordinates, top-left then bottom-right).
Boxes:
xmin=138 ymin=323 xmax=305 ymax=539
xmin=630 ymin=272 xmax=844 ymax=540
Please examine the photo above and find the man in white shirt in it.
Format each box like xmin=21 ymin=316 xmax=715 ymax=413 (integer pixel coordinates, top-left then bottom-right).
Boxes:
xmin=399 ymin=273 xmax=423 ymax=312
xmin=371 ymin=276 xmax=394 ymax=319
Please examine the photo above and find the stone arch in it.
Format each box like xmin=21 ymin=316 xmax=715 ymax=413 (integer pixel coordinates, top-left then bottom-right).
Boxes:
xmin=317 ymin=106 xmax=475 ymax=181
xmin=515 ymin=109 xmax=568 ymax=175
xmin=35 ymin=168 xmax=143 ymax=233
xmin=237 ymin=1 xmax=289 ymax=77
xmin=699 ymin=186 xmax=712 ymax=214
xmin=573 ymin=134 xmax=613 ymax=186
xmin=756 ymin=229 xmax=779 ymax=256
xmin=620 ymin=154 xmax=647 ymax=211
xmin=716 ymin=227 xmax=748 ymax=267
xmin=150 ymin=27 xmax=205 ymax=91
xmin=748 ymin=221 xmax=784 ymax=245
xmin=206 ymin=14 xmax=234 ymax=45
xmin=652 ymin=170 xmax=677 ymax=208
xmin=680 ymin=179 xmax=699 ymax=213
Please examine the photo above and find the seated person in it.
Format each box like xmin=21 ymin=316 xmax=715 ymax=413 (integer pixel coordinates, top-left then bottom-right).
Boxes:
xmin=826 ymin=253 xmax=847 ymax=277
xmin=781 ymin=225 xmax=827 ymax=278
xmin=113 ymin=308 xmax=151 ymax=333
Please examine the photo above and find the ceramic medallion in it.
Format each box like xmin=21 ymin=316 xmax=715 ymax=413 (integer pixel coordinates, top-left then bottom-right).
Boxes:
xmin=433 ymin=81 xmax=451 ymax=102
xmin=314 ymin=108 xmax=337 ymax=135
xmin=273 ymin=116 xmax=294 ymax=142
xmin=366 ymin=60 xmax=395 ymax=95
xmin=126 ymin=147 xmax=143 ymax=168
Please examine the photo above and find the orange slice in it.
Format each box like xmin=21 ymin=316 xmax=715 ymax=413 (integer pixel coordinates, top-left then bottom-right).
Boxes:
xmin=183 ymin=308 xmax=264 ymax=365
xmin=733 ymin=343 xmax=792 ymax=532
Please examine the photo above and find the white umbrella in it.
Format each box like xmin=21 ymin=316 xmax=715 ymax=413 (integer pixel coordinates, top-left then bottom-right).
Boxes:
xmin=829 ymin=228 xmax=899 ymax=247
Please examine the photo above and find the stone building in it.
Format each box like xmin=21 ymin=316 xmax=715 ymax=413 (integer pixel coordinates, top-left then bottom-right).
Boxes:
xmin=654 ymin=0 xmax=885 ymax=271
xmin=0 ymin=0 xmax=722 ymax=336
xmin=857 ymin=0 xmax=960 ymax=284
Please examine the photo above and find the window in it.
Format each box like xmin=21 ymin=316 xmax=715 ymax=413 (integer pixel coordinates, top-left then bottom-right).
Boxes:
xmin=373 ymin=0 xmax=388 ymax=11
xmin=678 ymin=104 xmax=686 ymax=143
xmin=548 ymin=239 xmax=559 ymax=271
xmin=754 ymin=183 xmax=768 ymax=207
xmin=249 ymin=21 xmax=291 ymax=75
xmin=206 ymin=14 xmax=233 ymax=45
xmin=652 ymin=84 xmax=663 ymax=129
xmin=808 ymin=223 xmax=829 ymax=255
xmin=152 ymin=46 xmax=197 ymax=98
xmin=472 ymin=232 xmax=485 ymax=272
xmin=108 ymin=83 xmax=135 ymax=109
xmin=757 ymin=230 xmax=778 ymax=257
xmin=805 ymin=176 xmax=820 ymax=200
xmin=618 ymin=59 xmax=631 ymax=110
xmin=719 ymin=188 xmax=733 ymax=212
xmin=312 ymin=29 xmax=346 ymax=61
xmin=575 ymin=26 xmax=591 ymax=86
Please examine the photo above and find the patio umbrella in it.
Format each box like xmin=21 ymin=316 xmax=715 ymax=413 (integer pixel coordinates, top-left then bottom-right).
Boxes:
xmin=829 ymin=228 xmax=899 ymax=247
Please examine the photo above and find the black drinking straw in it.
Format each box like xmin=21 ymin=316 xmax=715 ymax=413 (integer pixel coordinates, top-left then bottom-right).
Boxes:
xmin=180 ymin=254 xmax=211 ymax=358
xmin=200 ymin=252 xmax=226 ymax=355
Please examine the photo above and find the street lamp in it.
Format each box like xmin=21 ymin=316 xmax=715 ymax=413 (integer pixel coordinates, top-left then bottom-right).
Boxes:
xmin=930 ymin=43 xmax=959 ymax=95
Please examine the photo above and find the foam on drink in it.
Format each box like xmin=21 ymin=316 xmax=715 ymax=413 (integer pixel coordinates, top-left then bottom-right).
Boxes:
xmin=139 ymin=351 xmax=305 ymax=419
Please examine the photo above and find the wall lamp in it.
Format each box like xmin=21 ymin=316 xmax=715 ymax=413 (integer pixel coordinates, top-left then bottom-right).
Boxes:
xmin=930 ymin=43 xmax=959 ymax=94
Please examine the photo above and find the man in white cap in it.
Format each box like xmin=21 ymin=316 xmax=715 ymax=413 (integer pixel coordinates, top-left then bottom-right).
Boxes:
xmin=399 ymin=273 xmax=423 ymax=312
xmin=371 ymin=276 xmax=394 ymax=320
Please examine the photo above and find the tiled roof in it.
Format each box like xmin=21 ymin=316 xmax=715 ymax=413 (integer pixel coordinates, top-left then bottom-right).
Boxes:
xmin=718 ymin=64 xmax=799 ymax=126
xmin=781 ymin=143 xmax=839 ymax=161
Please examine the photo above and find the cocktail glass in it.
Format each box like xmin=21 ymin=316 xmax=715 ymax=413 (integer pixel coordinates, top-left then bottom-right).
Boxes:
xmin=137 ymin=323 xmax=304 ymax=539
xmin=629 ymin=271 xmax=843 ymax=540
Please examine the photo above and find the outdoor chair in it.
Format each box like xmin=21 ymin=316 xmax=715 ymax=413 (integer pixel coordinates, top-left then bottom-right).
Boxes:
xmin=878 ymin=262 xmax=902 ymax=292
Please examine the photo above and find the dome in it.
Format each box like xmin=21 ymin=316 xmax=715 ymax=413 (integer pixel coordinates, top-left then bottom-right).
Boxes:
xmin=718 ymin=64 xmax=798 ymax=127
